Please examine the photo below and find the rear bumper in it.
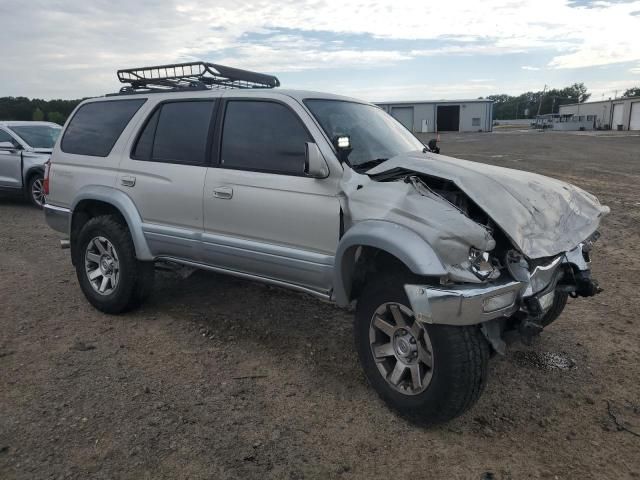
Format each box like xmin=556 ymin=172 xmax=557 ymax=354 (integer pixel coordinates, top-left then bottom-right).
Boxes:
xmin=404 ymin=280 xmax=525 ymax=326
xmin=44 ymin=203 xmax=71 ymax=235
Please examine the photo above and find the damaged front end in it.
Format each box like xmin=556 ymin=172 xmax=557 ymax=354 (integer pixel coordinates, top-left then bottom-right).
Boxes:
xmin=342 ymin=150 xmax=609 ymax=354
xmin=404 ymin=233 xmax=603 ymax=354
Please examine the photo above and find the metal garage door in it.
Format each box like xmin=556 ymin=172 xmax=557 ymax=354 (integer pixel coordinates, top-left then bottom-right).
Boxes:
xmin=391 ymin=107 xmax=414 ymax=131
xmin=611 ymin=103 xmax=624 ymax=130
xmin=630 ymin=102 xmax=640 ymax=131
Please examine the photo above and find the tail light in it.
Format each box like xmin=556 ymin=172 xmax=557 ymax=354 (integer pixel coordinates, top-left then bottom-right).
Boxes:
xmin=43 ymin=159 xmax=51 ymax=196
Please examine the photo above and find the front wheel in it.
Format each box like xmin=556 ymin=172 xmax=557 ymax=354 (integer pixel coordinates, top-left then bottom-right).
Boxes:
xmin=541 ymin=291 xmax=568 ymax=327
xmin=355 ymin=275 xmax=490 ymax=425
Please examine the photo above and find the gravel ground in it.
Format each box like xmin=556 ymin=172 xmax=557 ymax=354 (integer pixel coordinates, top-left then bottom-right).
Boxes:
xmin=1 ymin=130 xmax=639 ymax=479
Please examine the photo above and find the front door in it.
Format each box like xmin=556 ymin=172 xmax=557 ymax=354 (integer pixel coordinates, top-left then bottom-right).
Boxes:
xmin=118 ymin=99 xmax=216 ymax=260
xmin=203 ymin=98 xmax=341 ymax=294
xmin=0 ymin=129 xmax=22 ymax=188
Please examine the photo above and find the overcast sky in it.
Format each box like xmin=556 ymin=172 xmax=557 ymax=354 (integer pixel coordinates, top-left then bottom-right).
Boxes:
xmin=1 ymin=0 xmax=639 ymax=101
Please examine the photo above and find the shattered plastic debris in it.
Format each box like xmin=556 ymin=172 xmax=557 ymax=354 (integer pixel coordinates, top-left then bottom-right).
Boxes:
xmin=512 ymin=350 xmax=577 ymax=370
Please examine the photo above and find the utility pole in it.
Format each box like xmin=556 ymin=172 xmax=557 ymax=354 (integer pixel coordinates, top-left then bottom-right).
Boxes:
xmin=536 ymin=84 xmax=547 ymax=116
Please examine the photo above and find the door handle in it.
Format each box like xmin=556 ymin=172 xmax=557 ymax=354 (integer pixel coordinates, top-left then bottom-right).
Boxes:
xmin=121 ymin=175 xmax=136 ymax=187
xmin=213 ymin=186 xmax=233 ymax=199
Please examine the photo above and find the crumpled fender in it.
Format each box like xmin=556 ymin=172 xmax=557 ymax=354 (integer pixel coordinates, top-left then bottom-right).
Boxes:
xmin=332 ymin=219 xmax=447 ymax=306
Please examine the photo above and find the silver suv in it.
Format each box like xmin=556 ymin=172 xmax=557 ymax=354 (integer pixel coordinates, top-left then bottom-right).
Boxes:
xmin=0 ymin=121 xmax=62 ymax=207
xmin=43 ymin=62 xmax=608 ymax=424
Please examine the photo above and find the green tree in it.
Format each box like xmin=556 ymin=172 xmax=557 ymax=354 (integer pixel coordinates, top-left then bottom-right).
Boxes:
xmin=0 ymin=97 xmax=83 ymax=122
xmin=32 ymin=107 xmax=45 ymax=121
xmin=47 ymin=111 xmax=66 ymax=125
xmin=623 ymin=87 xmax=640 ymax=98
xmin=488 ymin=83 xmax=591 ymax=119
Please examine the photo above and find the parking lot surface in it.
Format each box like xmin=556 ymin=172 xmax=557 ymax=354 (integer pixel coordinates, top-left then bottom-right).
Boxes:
xmin=1 ymin=131 xmax=639 ymax=479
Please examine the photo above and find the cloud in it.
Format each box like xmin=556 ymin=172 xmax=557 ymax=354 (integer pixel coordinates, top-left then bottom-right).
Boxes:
xmin=1 ymin=0 xmax=639 ymax=98
xmin=630 ymin=65 xmax=640 ymax=74
xmin=521 ymin=66 xmax=541 ymax=71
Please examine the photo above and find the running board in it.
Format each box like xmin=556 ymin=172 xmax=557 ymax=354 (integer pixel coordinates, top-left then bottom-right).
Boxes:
xmin=155 ymin=256 xmax=332 ymax=302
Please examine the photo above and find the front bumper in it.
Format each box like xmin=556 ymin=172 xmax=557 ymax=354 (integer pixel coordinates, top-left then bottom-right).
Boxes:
xmin=404 ymin=280 xmax=524 ymax=326
xmin=44 ymin=203 xmax=71 ymax=234
xmin=405 ymin=242 xmax=598 ymax=327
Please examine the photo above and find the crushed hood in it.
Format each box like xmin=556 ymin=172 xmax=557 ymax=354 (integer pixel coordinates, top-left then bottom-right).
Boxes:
xmin=366 ymin=151 xmax=609 ymax=259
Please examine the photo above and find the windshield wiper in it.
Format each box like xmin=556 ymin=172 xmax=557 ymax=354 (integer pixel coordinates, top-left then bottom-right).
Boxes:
xmin=354 ymin=158 xmax=388 ymax=172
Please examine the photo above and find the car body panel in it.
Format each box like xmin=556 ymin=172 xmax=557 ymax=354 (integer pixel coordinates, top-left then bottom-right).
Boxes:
xmin=0 ymin=122 xmax=61 ymax=191
xmin=365 ymin=151 xmax=609 ymax=259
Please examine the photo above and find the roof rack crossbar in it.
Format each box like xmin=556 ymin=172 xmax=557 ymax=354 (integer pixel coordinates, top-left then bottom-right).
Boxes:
xmin=116 ymin=61 xmax=280 ymax=94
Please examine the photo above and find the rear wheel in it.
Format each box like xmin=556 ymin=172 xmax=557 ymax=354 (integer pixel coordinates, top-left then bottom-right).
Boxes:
xmin=355 ymin=275 xmax=490 ymax=424
xmin=27 ymin=172 xmax=45 ymax=208
xmin=74 ymin=215 xmax=154 ymax=314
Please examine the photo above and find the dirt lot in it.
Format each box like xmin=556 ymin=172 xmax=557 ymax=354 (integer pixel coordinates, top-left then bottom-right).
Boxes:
xmin=1 ymin=130 xmax=639 ymax=480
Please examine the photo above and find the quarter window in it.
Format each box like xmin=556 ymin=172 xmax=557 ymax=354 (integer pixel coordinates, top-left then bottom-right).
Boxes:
xmin=0 ymin=129 xmax=17 ymax=145
xmin=61 ymin=99 xmax=145 ymax=157
xmin=220 ymin=100 xmax=311 ymax=175
xmin=133 ymin=101 xmax=214 ymax=165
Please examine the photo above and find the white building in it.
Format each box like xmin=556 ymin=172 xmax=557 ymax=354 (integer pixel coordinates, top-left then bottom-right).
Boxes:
xmin=376 ymin=99 xmax=494 ymax=133
xmin=558 ymin=96 xmax=640 ymax=131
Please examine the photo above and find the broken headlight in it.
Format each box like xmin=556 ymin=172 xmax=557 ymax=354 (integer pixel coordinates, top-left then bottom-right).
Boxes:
xmin=469 ymin=247 xmax=500 ymax=281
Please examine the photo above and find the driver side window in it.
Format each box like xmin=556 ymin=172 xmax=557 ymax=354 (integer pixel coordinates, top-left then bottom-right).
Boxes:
xmin=219 ymin=100 xmax=311 ymax=176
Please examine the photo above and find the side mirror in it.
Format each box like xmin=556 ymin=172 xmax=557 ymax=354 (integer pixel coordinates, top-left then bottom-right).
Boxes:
xmin=305 ymin=142 xmax=329 ymax=178
xmin=0 ymin=141 xmax=18 ymax=151
xmin=427 ymin=139 xmax=440 ymax=154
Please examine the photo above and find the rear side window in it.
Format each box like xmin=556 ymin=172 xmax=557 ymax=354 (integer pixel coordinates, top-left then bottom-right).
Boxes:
xmin=61 ymin=99 xmax=145 ymax=157
xmin=133 ymin=101 xmax=214 ymax=165
xmin=220 ymin=100 xmax=311 ymax=175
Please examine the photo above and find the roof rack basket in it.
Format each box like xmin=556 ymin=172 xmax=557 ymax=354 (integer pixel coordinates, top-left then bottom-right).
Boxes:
xmin=116 ymin=61 xmax=280 ymax=93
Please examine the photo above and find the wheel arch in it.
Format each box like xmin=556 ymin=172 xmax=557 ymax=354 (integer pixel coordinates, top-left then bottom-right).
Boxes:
xmin=70 ymin=186 xmax=153 ymax=262
xmin=25 ymin=165 xmax=44 ymax=184
xmin=332 ymin=220 xmax=447 ymax=306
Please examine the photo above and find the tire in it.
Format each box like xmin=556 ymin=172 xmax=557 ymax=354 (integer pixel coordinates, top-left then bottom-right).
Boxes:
xmin=355 ymin=274 xmax=490 ymax=425
xmin=27 ymin=172 xmax=45 ymax=208
xmin=74 ymin=215 xmax=154 ymax=314
xmin=541 ymin=291 xmax=568 ymax=327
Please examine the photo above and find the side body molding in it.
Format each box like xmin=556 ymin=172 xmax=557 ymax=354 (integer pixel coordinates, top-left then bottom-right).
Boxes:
xmin=332 ymin=220 xmax=447 ymax=306
xmin=71 ymin=186 xmax=153 ymax=260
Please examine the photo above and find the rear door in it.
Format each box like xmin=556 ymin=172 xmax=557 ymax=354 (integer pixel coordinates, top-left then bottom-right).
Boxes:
xmin=119 ymin=99 xmax=217 ymax=260
xmin=0 ymin=128 xmax=22 ymax=188
xmin=202 ymin=96 xmax=341 ymax=294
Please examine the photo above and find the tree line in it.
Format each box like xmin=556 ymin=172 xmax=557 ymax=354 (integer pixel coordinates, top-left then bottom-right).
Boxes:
xmin=486 ymin=85 xmax=640 ymax=120
xmin=0 ymin=97 xmax=84 ymax=125
xmin=1 ymin=86 xmax=639 ymax=124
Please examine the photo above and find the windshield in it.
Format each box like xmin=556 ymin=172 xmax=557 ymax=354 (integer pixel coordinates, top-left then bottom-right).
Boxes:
xmin=305 ymin=99 xmax=424 ymax=169
xmin=8 ymin=125 xmax=62 ymax=149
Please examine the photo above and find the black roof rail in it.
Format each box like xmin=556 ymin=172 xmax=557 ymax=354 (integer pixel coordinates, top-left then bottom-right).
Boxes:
xmin=115 ymin=61 xmax=280 ymax=94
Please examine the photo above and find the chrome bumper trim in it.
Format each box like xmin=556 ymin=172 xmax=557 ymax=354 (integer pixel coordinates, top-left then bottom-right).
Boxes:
xmin=44 ymin=203 xmax=71 ymax=234
xmin=404 ymin=280 xmax=525 ymax=326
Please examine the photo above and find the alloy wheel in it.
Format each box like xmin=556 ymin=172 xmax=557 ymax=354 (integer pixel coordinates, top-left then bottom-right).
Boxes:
xmin=369 ymin=302 xmax=434 ymax=395
xmin=84 ymin=236 xmax=120 ymax=295
xmin=31 ymin=177 xmax=45 ymax=207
